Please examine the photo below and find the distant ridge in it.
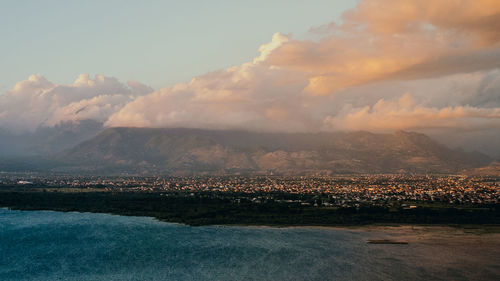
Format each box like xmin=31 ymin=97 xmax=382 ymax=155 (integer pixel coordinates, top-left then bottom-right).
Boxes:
xmin=54 ymin=127 xmax=492 ymax=175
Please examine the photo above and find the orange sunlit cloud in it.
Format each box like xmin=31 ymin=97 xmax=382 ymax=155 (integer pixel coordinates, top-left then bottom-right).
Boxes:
xmin=2 ymin=0 xmax=500 ymax=136
xmin=264 ymin=0 xmax=500 ymax=94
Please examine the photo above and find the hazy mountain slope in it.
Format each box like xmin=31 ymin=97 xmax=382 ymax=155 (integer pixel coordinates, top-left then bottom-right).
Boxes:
xmin=55 ymin=127 xmax=492 ymax=175
xmin=463 ymin=161 xmax=500 ymax=176
xmin=0 ymin=120 xmax=104 ymax=157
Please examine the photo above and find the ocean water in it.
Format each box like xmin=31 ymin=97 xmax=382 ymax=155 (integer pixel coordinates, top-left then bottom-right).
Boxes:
xmin=0 ymin=208 xmax=498 ymax=281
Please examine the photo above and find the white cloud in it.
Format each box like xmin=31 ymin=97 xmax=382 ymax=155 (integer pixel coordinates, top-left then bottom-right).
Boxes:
xmin=324 ymin=92 xmax=500 ymax=132
xmin=105 ymin=57 xmax=315 ymax=131
xmin=0 ymin=74 xmax=152 ymax=132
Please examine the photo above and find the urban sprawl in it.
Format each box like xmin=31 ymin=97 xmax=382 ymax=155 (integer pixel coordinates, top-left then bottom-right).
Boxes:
xmin=2 ymin=174 xmax=498 ymax=207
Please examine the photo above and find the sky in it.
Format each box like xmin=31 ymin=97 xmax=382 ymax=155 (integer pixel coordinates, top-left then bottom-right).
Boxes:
xmin=0 ymin=0 xmax=355 ymax=91
xmin=1 ymin=0 xmax=500 ymax=156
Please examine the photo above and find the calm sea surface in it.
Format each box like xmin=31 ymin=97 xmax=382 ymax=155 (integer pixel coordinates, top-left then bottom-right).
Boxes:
xmin=1 ymin=208 xmax=498 ymax=281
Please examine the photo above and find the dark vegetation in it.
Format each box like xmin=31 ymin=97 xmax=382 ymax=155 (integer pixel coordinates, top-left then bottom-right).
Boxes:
xmin=1 ymin=189 xmax=498 ymax=226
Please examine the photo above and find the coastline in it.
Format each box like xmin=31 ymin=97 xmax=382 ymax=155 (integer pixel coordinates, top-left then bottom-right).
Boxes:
xmin=3 ymin=206 xmax=499 ymax=235
xmin=3 ymin=207 xmax=500 ymax=251
xmin=1 ymin=189 xmax=499 ymax=230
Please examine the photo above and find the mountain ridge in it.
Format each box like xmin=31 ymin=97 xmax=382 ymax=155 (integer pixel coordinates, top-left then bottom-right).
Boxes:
xmin=54 ymin=127 xmax=492 ymax=175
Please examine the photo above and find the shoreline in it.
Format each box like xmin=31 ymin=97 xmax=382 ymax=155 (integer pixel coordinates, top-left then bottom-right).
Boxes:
xmin=1 ymin=189 xmax=498 ymax=230
xmin=3 ymin=207 xmax=500 ymax=235
xmin=4 ymin=207 xmax=500 ymax=248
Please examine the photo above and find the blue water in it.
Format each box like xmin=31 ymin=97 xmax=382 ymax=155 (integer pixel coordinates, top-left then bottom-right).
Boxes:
xmin=0 ymin=208 xmax=498 ymax=281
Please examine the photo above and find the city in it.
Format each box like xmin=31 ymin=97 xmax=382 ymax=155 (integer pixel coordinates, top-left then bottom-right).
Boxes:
xmin=2 ymin=173 xmax=498 ymax=207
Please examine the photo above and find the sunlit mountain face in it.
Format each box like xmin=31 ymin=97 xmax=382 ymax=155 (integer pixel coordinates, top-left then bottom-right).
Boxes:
xmin=44 ymin=127 xmax=489 ymax=175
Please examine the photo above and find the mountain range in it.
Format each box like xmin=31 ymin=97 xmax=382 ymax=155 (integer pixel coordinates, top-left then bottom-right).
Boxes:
xmin=0 ymin=124 xmax=495 ymax=175
xmin=48 ymin=127 xmax=492 ymax=175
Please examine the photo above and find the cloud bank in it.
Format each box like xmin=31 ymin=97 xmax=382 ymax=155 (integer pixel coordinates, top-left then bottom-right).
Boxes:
xmin=324 ymin=92 xmax=500 ymax=131
xmin=105 ymin=0 xmax=500 ymax=133
xmin=0 ymin=74 xmax=152 ymax=132
xmin=265 ymin=0 xmax=500 ymax=94
xmin=1 ymin=0 xmax=499 ymax=147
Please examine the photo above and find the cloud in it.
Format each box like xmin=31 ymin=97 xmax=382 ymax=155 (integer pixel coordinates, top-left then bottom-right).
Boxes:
xmin=0 ymin=74 xmax=152 ymax=132
xmin=253 ymin=32 xmax=290 ymax=63
xmin=324 ymin=93 xmax=500 ymax=131
xmin=263 ymin=0 xmax=500 ymax=94
xmin=2 ymin=0 xmax=500 ymax=149
xmin=106 ymin=0 xmax=500 ymax=135
xmin=106 ymin=45 xmax=316 ymax=131
xmin=343 ymin=0 xmax=500 ymax=43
